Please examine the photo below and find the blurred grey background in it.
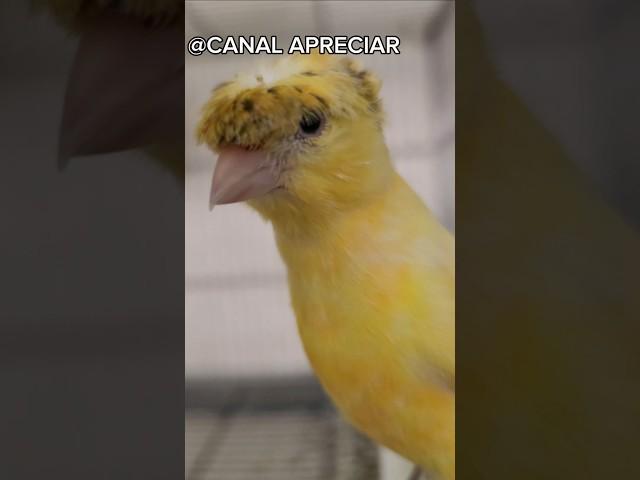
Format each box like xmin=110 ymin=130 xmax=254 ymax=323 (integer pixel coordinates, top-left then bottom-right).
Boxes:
xmin=185 ymin=1 xmax=454 ymax=478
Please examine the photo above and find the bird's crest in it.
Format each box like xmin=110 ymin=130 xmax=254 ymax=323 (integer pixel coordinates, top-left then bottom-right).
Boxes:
xmin=196 ymin=52 xmax=383 ymax=152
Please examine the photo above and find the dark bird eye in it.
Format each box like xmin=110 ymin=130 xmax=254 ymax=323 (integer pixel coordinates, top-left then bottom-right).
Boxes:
xmin=299 ymin=114 xmax=323 ymax=137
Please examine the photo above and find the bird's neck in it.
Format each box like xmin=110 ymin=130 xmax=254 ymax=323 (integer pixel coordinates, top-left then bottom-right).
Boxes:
xmin=270 ymin=170 xmax=407 ymax=273
xmin=270 ymin=168 xmax=395 ymax=244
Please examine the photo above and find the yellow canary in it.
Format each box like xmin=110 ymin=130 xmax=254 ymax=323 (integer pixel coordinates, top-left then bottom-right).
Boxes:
xmin=197 ymin=52 xmax=455 ymax=479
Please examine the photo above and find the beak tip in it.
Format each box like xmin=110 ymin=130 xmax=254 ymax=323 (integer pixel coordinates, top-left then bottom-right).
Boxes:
xmin=208 ymin=191 xmax=218 ymax=211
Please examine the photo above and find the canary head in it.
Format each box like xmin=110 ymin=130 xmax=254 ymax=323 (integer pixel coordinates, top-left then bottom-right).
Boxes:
xmin=196 ymin=53 xmax=393 ymax=220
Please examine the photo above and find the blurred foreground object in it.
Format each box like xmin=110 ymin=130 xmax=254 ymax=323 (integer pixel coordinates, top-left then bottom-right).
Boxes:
xmin=458 ymin=0 xmax=640 ymax=478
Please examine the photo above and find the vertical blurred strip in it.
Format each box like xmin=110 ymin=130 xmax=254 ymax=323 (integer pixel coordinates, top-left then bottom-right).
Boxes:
xmin=0 ymin=2 xmax=185 ymax=479
xmin=457 ymin=0 xmax=640 ymax=478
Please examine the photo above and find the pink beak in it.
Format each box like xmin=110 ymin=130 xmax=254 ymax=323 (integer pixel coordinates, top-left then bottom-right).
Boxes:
xmin=209 ymin=146 xmax=280 ymax=209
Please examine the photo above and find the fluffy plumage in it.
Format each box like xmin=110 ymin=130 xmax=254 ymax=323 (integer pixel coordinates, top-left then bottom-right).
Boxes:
xmin=198 ymin=53 xmax=455 ymax=479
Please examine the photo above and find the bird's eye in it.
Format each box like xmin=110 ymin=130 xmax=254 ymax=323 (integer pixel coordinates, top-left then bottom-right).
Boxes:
xmin=299 ymin=114 xmax=324 ymax=137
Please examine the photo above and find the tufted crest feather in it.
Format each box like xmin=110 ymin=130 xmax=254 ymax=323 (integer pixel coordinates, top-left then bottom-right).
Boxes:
xmin=196 ymin=53 xmax=384 ymax=152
